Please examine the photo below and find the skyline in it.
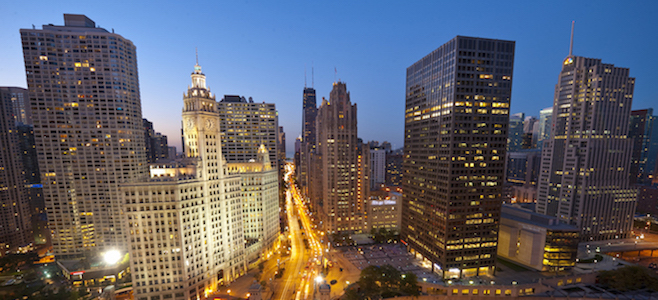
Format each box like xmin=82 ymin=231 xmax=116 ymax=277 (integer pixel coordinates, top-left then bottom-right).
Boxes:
xmin=1 ymin=1 xmax=657 ymax=156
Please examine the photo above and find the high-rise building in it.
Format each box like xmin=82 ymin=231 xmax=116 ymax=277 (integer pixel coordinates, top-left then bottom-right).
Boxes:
xmin=21 ymin=14 xmax=148 ymax=259
xmin=370 ymin=146 xmax=386 ymax=190
xmin=143 ymin=118 xmax=169 ymax=163
xmin=217 ymin=95 xmax=278 ymax=168
xmin=522 ymin=116 xmax=538 ymax=149
xmin=299 ymin=87 xmax=317 ymax=194
xmin=0 ymin=87 xmax=32 ymax=251
xmin=123 ymin=63 xmax=248 ymax=300
xmin=312 ymin=82 xmax=365 ymax=233
xmin=536 ymin=29 xmax=636 ymax=241
xmin=226 ymin=145 xmax=280 ymax=262
xmin=402 ymin=36 xmax=515 ymax=278
xmin=0 ymin=87 xmax=30 ymax=125
xmin=385 ymin=149 xmax=403 ymax=187
xmin=629 ymin=109 xmax=658 ymax=185
xmin=508 ymin=112 xmax=525 ymax=152
xmin=536 ymin=107 xmax=553 ymax=148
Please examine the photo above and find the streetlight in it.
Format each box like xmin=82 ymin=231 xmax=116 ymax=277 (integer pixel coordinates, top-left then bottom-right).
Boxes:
xmin=104 ymin=250 xmax=121 ymax=265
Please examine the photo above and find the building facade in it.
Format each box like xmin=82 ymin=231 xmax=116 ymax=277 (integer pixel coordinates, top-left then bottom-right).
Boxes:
xmin=226 ymin=145 xmax=280 ymax=261
xmin=299 ymin=87 xmax=317 ymax=195
xmin=508 ymin=112 xmax=524 ymax=152
xmin=370 ymin=147 xmax=386 ymax=190
xmin=536 ymin=47 xmax=636 ymax=241
xmin=313 ymin=82 xmax=365 ymax=233
xmin=536 ymin=107 xmax=553 ymax=149
xmin=123 ymin=63 xmax=247 ymax=300
xmin=217 ymin=95 xmax=278 ymax=169
xmin=402 ymin=36 xmax=515 ymax=278
xmin=629 ymin=109 xmax=658 ymax=185
xmin=498 ymin=204 xmax=578 ymax=272
xmin=21 ymin=14 xmax=148 ymax=259
xmin=0 ymin=87 xmax=33 ymax=251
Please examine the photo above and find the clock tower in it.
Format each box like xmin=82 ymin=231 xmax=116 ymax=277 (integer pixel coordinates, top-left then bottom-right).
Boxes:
xmin=182 ymin=62 xmax=224 ymax=180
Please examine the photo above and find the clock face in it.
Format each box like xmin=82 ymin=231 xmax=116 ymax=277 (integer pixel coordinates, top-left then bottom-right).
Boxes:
xmin=205 ymin=119 xmax=214 ymax=130
xmin=186 ymin=118 xmax=194 ymax=129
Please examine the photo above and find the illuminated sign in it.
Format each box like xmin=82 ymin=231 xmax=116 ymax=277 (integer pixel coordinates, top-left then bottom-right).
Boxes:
xmin=563 ymin=57 xmax=573 ymax=65
xmin=71 ymin=271 xmax=85 ymax=276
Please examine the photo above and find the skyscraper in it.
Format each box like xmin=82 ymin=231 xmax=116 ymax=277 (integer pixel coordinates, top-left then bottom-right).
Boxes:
xmin=217 ymin=95 xmax=278 ymax=167
xmin=536 ymin=27 xmax=636 ymax=241
xmin=0 ymin=87 xmax=32 ymax=251
xmin=312 ymin=82 xmax=365 ymax=233
xmin=21 ymin=14 xmax=147 ymax=259
xmin=0 ymin=87 xmax=30 ymax=125
xmin=123 ymin=63 xmax=247 ymax=300
xmin=536 ymin=107 xmax=553 ymax=148
xmin=299 ymin=87 xmax=317 ymax=194
xmin=402 ymin=36 xmax=515 ymax=278
xmin=370 ymin=146 xmax=386 ymax=190
xmin=629 ymin=109 xmax=658 ymax=185
xmin=508 ymin=112 xmax=525 ymax=152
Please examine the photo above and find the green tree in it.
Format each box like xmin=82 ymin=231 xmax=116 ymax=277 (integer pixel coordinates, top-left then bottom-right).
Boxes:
xmin=401 ymin=272 xmax=420 ymax=296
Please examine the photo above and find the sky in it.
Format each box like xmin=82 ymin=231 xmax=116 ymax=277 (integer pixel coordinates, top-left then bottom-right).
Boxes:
xmin=1 ymin=1 xmax=657 ymax=157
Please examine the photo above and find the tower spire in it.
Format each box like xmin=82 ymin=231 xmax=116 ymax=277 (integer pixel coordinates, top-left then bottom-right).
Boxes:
xmin=195 ymin=47 xmax=199 ymax=65
xmin=569 ymin=21 xmax=574 ymax=56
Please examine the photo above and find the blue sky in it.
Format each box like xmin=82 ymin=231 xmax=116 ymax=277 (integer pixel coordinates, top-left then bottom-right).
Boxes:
xmin=1 ymin=1 xmax=656 ymax=156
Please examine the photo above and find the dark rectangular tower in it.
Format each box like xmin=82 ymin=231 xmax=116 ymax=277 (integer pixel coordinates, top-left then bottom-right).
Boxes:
xmin=402 ymin=36 xmax=515 ymax=278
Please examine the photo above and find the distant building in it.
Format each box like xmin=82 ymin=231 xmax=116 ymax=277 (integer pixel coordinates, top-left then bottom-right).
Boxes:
xmin=498 ymin=204 xmax=579 ymax=272
xmin=370 ymin=147 xmax=386 ymax=190
xmin=536 ymin=107 xmax=553 ymax=148
xmin=167 ymin=146 xmax=177 ymax=160
xmin=144 ymin=118 xmax=171 ymax=163
xmin=300 ymin=87 xmax=317 ymax=195
xmin=367 ymin=190 xmax=402 ymax=233
xmin=629 ymin=109 xmax=658 ymax=185
xmin=0 ymin=87 xmax=32 ymax=251
xmin=0 ymin=87 xmax=30 ymax=125
xmin=402 ymin=36 xmax=515 ymax=278
xmin=508 ymin=112 xmax=525 ymax=152
xmin=537 ymin=38 xmax=636 ymax=241
xmin=635 ymin=186 xmax=658 ymax=216
xmin=217 ymin=95 xmax=278 ymax=168
xmin=506 ymin=149 xmax=542 ymax=203
xmin=385 ymin=150 xmax=402 ymax=187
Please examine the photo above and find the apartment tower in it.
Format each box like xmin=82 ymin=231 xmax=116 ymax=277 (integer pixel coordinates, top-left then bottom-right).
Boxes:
xmin=0 ymin=88 xmax=33 ymax=250
xmin=402 ymin=36 xmax=515 ymax=278
xmin=21 ymin=14 xmax=147 ymax=259
xmin=536 ymin=25 xmax=636 ymax=241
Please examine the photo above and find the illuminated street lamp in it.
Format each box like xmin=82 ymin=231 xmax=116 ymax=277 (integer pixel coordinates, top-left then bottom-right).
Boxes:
xmin=104 ymin=250 xmax=121 ymax=265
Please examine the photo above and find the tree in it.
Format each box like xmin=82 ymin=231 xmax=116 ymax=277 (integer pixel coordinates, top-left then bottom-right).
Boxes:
xmin=599 ymin=265 xmax=658 ymax=292
xmin=346 ymin=264 xmax=419 ymax=299
xmin=400 ymin=272 xmax=420 ymax=296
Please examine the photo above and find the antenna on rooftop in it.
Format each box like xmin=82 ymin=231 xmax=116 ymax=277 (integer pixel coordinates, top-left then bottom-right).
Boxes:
xmin=304 ymin=64 xmax=307 ymax=88
xmin=569 ymin=21 xmax=575 ymax=56
xmin=312 ymin=62 xmax=314 ymax=88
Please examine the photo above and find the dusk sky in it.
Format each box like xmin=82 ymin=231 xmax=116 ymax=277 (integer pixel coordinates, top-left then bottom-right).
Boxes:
xmin=1 ymin=1 xmax=656 ymax=156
